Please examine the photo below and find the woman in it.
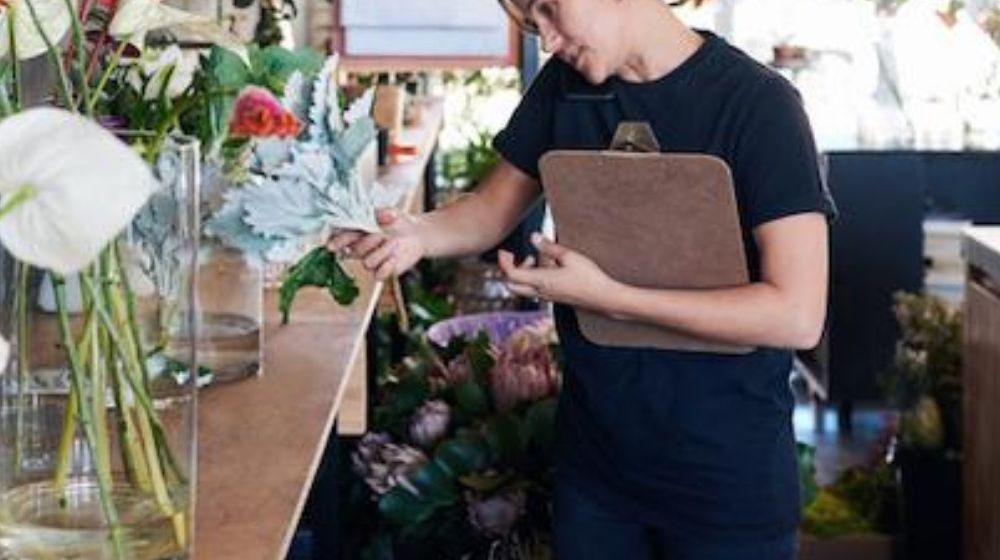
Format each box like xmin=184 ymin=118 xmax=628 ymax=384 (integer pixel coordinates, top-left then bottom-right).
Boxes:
xmin=330 ymin=0 xmax=834 ymax=558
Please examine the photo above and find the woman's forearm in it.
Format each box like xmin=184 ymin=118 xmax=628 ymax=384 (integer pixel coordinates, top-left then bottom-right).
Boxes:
xmin=605 ymin=281 xmax=825 ymax=350
xmin=415 ymin=192 xmax=511 ymax=259
xmin=415 ymin=160 xmax=542 ymax=260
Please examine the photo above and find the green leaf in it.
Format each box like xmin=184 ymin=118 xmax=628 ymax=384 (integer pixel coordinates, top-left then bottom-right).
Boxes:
xmin=452 ymin=379 xmax=489 ymax=417
xmin=523 ymin=398 xmax=557 ymax=451
xmin=485 ymin=413 xmax=524 ymax=464
xmin=250 ymin=46 xmax=322 ymax=93
xmin=278 ymin=247 xmax=360 ymax=324
xmin=206 ymin=46 xmax=250 ymax=91
xmin=377 ymin=469 xmax=456 ymax=536
xmin=438 ymin=335 xmax=469 ymax=362
xmin=797 ymin=442 xmax=819 ymax=509
xmin=378 ymin=486 xmax=431 ymax=526
xmin=434 ymin=436 xmax=492 ymax=478
xmin=458 ymin=471 xmax=513 ymax=492
xmin=390 ymin=374 xmax=431 ymax=417
xmin=406 ymin=461 xmax=460 ymax=503
xmin=373 ymin=372 xmax=430 ymax=439
xmin=361 ymin=533 xmax=394 ymax=560
xmin=465 ymin=333 xmax=495 ymax=379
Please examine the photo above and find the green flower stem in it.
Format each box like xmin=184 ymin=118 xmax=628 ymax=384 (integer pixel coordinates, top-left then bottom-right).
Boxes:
xmin=13 ymin=262 xmax=29 ymax=479
xmin=108 ymin=344 xmax=152 ymax=492
xmin=110 ymin=240 xmax=187 ymax=477
xmin=84 ymin=267 xmax=113 ymax=493
xmin=53 ymin=280 xmax=97 ymax=495
xmin=99 ymin=249 xmax=152 ymax=492
xmin=60 ymin=0 xmax=90 ymax=113
xmin=111 ymin=242 xmax=156 ymax=386
xmin=6 ymin=10 xmax=21 ymax=109
xmin=0 ymin=184 xmax=36 ymax=221
xmin=22 ymin=0 xmax=76 ymax=111
xmin=99 ymin=277 xmax=186 ymax=547
xmin=54 ymin=279 xmax=101 ymax=495
xmin=52 ymin=274 xmax=126 ymax=560
xmin=135 ymin=391 xmax=187 ymax=549
xmin=0 ymin=76 xmax=14 ymax=117
xmin=95 ymin=265 xmax=187 ymax=485
xmin=81 ymin=274 xmax=171 ymax=450
xmin=52 ymin=386 xmax=77 ymax=490
xmin=82 ymin=272 xmax=188 ymax=549
xmin=86 ymin=41 xmax=127 ymax=115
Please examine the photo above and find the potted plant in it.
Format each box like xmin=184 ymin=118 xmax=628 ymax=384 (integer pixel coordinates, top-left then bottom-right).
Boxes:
xmin=884 ymin=291 xmax=963 ymax=560
xmin=797 ymin=440 xmax=899 ymax=560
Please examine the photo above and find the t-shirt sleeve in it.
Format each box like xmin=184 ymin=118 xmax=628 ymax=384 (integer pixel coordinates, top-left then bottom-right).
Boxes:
xmin=732 ymin=75 xmax=837 ymax=230
xmin=491 ymin=59 xmax=562 ymax=180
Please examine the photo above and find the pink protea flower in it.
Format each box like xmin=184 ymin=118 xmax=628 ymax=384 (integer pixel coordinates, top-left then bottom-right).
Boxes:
xmin=489 ymin=320 xmax=559 ymax=412
xmin=351 ymin=432 xmax=428 ymax=497
xmin=427 ymin=354 xmax=474 ymax=393
xmin=228 ymin=85 xmax=301 ymax=139
xmin=466 ymin=489 xmax=527 ymax=538
xmin=408 ymin=399 xmax=450 ymax=448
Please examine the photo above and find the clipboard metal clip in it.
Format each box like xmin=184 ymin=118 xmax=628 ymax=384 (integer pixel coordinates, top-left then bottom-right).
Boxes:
xmin=609 ymin=121 xmax=660 ymax=153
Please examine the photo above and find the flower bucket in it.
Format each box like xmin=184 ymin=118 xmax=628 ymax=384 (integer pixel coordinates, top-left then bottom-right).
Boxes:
xmin=426 ymin=311 xmax=551 ymax=348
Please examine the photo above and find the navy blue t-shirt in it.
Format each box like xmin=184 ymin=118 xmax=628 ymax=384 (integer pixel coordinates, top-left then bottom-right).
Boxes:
xmin=493 ymin=30 xmax=835 ymax=540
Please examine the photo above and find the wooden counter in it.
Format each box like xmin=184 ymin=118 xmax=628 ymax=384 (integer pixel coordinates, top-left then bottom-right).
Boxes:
xmin=962 ymin=226 xmax=1000 ymax=560
xmin=194 ymin=98 xmax=443 ymax=560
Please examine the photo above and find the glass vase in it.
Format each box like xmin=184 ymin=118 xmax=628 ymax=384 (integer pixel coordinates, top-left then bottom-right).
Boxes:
xmin=194 ymin=242 xmax=263 ymax=383
xmin=0 ymin=135 xmax=200 ymax=559
xmin=194 ymin=159 xmax=264 ymax=384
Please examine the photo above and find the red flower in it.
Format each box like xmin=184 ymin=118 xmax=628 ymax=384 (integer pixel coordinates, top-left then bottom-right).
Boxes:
xmin=229 ymin=85 xmax=301 ymax=139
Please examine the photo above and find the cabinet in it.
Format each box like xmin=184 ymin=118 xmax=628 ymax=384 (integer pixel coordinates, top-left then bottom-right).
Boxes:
xmin=962 ymin=227 xmax=1000 ymax=560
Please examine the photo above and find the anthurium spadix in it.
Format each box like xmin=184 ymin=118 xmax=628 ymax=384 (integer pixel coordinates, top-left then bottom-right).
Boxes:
xmin=0 ymin=0 xmax=73 ymax=60
xmin=0 ymin=108 xmax=158 ymax=274
xmin=109 ymin=0 xmax=248 ymax=64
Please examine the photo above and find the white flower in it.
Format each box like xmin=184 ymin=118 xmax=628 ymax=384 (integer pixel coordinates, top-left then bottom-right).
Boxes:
xmin=0 ymin=108 xmax=158 ymax=274
xmin=109 ymin=0 xmax=248 ymax=64
xmin=0 ymin=334 xmax=8 ymax=370
xmin=0 ymin=0 xmax=73 ymax=60
xmin=127 ymin=45 xmax=199 ymax=100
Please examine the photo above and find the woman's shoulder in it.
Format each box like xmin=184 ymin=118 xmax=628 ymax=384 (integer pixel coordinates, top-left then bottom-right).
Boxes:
xmin=714 ymin=38 xmax=803 ymax=109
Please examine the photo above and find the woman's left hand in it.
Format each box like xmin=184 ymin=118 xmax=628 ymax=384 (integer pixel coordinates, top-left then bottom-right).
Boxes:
xmin=498 ymin=233 xmax=620 ymax=315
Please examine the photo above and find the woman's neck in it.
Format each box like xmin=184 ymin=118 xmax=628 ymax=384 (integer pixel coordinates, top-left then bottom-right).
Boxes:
xmin=617 ymin=3 xmax=704 ymax=83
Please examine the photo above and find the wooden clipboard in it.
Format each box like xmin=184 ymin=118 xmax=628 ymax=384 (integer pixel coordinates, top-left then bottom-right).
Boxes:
xmin=538 ymin=127 xmax=754 ymax=354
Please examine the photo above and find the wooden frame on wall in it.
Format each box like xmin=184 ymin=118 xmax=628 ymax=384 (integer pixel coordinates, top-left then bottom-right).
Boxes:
xmin=330 ymin=0 xmax=521 ymax=72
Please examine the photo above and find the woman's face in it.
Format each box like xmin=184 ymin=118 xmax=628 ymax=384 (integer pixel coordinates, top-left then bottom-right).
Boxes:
xmin=516 ymin=0 xmax=625 ymax=84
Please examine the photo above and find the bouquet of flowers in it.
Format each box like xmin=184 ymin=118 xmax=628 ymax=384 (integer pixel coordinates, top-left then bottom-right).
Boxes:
xmin=349 ymin=313 xmax=562 ymax=560
xmin=204 ymin=52 xmax=383 ymax=323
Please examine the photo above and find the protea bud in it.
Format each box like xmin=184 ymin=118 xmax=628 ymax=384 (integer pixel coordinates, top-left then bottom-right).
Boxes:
xmin=409 ymin=400 xmax=451 ymax=448
xmin=466 ymin=489 xmax=527 ymax=538
xmin=429 ymin=354 xmax=473 ymax=392
xmin=490 ymin=322 xmax=559 ymax=412
xmin=352 ymin=432 xmax=428 ymax=496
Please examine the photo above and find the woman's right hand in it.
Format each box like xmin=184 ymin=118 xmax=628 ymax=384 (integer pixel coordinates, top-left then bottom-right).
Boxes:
xmin=326 ymin=208 xmax=427 ymax=281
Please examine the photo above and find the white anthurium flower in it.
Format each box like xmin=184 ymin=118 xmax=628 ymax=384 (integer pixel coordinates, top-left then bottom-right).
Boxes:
xmin=109 ymin=0 xmax=248 ymax=64
xmin=0 ymin=108 xmax=158 ymax=275
xmin=0 ymin=0 xmax=73 ymax=60
xmin=0 ymin=333 xmax=8 ymax=371
xmin=127 ymin=45 xmax=199 ymax=100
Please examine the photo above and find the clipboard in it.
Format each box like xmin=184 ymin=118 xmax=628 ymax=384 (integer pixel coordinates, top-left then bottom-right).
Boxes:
xmin=538 ymin=123 xmax=754 ymax=354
